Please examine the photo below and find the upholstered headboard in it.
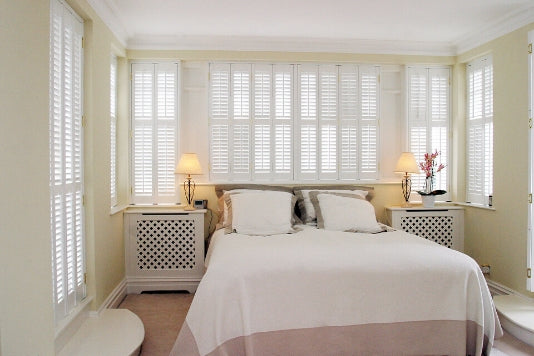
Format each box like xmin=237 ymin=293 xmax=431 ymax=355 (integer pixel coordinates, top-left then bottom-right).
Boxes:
xmin=214 ymin=184 xmax=374 ymax=201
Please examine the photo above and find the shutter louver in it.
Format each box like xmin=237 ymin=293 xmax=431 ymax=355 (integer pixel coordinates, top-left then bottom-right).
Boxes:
xmin=467 ymin=56 xmax=493 ymax=205
xmin=131 ymin=62 xmax=178 ymax=204
xmin=49 ymin=0 xmax=85 ymax=324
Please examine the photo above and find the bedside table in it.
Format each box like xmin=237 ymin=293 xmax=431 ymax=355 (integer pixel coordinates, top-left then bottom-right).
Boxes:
xmin=124 ymin=208 xmax=206 ymax=293
xmin=386 ymin=205 xmax=464 ymax=251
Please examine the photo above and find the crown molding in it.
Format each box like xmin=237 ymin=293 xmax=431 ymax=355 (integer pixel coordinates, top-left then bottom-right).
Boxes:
xmin=127 ymin=35 xmax=456 ymax=56
xmin=86 ymin=0 xmax=129 ymax=47
xmin=86 ymin=0 xmax=534 ymax=56
xmin=454 ymin=3 xmax=534 ymax=55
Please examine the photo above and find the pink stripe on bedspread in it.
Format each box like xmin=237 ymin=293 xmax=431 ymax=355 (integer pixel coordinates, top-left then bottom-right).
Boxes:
xmin=170 ymin=319 xmax=488 ymax=356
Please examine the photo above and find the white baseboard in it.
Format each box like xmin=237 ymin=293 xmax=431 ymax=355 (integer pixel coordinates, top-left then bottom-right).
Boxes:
xmin=486 ymin=279 xmax=518 ymax=296
xmin=126 ymin=276 xmax=200 ymax=294
xmin=486 ymin=278 xmax=534 ymax=302
xmin=96 ymin=278 xmax=128 ymax=314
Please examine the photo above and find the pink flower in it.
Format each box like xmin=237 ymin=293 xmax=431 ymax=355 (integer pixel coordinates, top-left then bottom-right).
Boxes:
xmin=418 ymin=150 xmax=445 ymax=178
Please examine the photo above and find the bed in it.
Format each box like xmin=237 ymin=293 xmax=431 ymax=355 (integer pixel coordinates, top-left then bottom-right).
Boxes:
xmin=170 ymin=185 xmax=501 ymax=356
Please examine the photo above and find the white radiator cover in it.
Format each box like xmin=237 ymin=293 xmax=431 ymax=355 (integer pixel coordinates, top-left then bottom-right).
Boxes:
xmin=124 ymin=211 xmax=205 ymax=293
xmin=386 ymin=206 xmax=464 ymax=251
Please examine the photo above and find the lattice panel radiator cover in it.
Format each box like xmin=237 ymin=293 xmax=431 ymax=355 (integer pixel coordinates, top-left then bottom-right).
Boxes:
xmin=136 ymin=219 xmax=196 ymax=270
xmin=400 ymin=215 xmax=454 ymax=248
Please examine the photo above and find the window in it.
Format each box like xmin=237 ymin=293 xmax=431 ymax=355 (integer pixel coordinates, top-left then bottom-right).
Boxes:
xmin=110 ymin=55 xmax=118 ymax=207
xmin=406 ymin=66 xmax=450 ymax=198
xmin=209 ymin=63 xmax=379 ymax=182
xmin=466 ymin=56 xmax=493 ymax=205
xmin=49 ymin=0 xmax=86 ymax=324
xmin=131 ymin=62 xmax=179 ymax=204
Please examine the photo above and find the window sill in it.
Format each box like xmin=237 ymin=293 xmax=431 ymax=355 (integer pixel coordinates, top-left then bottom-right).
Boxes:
xmin=124 ymin=204 xmax=198 ymax=214
xmin=110 ymin=204 xmax=128 ymax=216
xmin=55 ymin=296 xmax=93 ymax=354
xmin=454 ymin=202 xmax=496 ymax=211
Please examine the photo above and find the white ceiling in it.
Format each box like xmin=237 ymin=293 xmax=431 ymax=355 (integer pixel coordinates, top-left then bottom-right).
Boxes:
xmin=88 ymin=0 xmax=534 ymax=55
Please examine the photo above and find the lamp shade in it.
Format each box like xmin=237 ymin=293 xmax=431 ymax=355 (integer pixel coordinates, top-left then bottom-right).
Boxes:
xmin=394 ymin=152 xmax=419 ymax=174
xmin=175 ymin=153 xmax=202 ymax=175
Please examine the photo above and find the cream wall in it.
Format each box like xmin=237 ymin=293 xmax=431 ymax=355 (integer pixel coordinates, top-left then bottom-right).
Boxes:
xmin=1 ymin=0 xmax=127 ymax=354
xmin=457 ymin=24 xmax=534 ymax=297
xmin=0 ymin=1 xmax=55 ymax=354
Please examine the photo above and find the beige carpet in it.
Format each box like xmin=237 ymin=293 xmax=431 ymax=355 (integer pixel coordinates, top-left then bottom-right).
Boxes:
xmin=119 ymin=292 xmax=534 ymax=356
xmin=119 ymin=293 xmax=194 ymax=356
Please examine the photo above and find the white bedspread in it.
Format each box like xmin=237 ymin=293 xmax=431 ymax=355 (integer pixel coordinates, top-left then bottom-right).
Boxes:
xmin=172 ymin=226 xmax=501 ymax=356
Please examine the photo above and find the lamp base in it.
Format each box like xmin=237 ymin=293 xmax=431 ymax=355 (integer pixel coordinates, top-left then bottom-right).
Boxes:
xmin=183 ymin=205 xmax=195 ymax=211
xmin=400 ymin=201 xmax=412 ymax=208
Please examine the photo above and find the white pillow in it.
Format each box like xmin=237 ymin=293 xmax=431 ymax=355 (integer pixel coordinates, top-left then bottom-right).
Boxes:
xmin=297 ymin=189 xmax=369 ymax=223
xmin=230 ymin=191 xmax=295 ymax=235
xmin=316 ymin=193 xmax=382 ymax=233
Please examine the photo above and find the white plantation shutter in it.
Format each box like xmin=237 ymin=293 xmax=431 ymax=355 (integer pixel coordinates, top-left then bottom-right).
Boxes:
xmin=359 ymin=66 xmax=379 ymax=179
xmin=407 ymin=66 xmax=450 ymax=198
xmin=430 ymin=69 xmax=449 ymax=193
xmin=209 ymin=63 xmax=230 ymax=179
xmin=273 ymin=65 xmax=293 ymax=179
xmin=49 ymin=0 xmax=85 ymax=324
xmin=131 ymin=62 xmax=179 ymax=204
xmin=340 ymin=65 xmax=358 ymax=180
xmin=319 ymin=65 xmax=338 ymax=179
xmin=110 ymin=55 xmax=118 ymax=207
xmin=253 ymin=65 xmax=271 ymax=178
xmin=297 ymin=64 xmax=319 ymax=180
xmin=466 ymin=57 xmax=493 ymax=205
xmin=231 ymin=64 xmax=251 ymax=180
xmin=209 ymin=63 xmax=294 ymax=181
xmin=209 ymin=62 xmax=379 ymax=182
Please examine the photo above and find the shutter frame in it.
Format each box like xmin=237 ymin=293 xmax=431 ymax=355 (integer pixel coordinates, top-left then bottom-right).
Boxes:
xmin=131 ymin=62 xmax=179 ymax=204
xmin=406 ymin=66 xmax=451 ymax=200
xmin=466 ymin=56 xmax=493 ymax=205
xmin=49 ymin=0 xmax=86 ymax=324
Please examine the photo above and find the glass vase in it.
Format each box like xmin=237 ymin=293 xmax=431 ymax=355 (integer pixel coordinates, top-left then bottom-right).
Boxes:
xmin=425 ymin=176 xmax=433 ymax=194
